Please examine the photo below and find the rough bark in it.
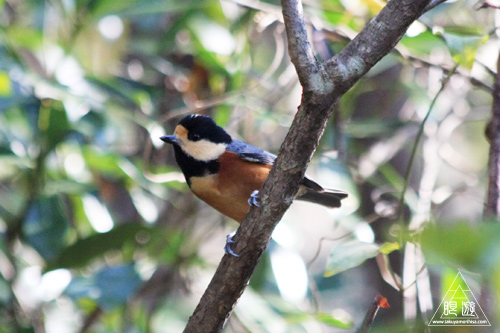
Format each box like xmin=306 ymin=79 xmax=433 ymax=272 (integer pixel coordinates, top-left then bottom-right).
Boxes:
xmin=183 ymin=0 xmax=434 ymax=332
xmin=485 ymin=51 xmax=500 ymax=219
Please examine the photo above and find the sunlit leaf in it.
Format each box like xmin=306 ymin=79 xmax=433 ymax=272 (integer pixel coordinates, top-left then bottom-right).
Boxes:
xmin=360 ymin=0 xmax=384 ymax=14
xmin=316 ymin=313 xmax=353 ymax=328
xmin=82 ymin=147 xmax=126 ymax=176
xmin=379 ymin=242 xmax=400 ymax=254
xmin=189 ymin=15 xmax=235 ymax=56
xmin=283 ymin=307 xmax=353 ymax=328
xmin=0 ymin=72 xmax=11 ymax=96
xmin=283 ymin=310 xmax=309 ymax=324
xmin=325 ymin=240 xmax=380 ymax=277
xmin=5 ymin=26 xmax=43 ymax=49
xmin=440 ymin=32 xmax=488 ymax=70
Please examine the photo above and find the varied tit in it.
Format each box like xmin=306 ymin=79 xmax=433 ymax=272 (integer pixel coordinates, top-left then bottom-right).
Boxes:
xmin=160 ymin=114 xmax=348 ymax=254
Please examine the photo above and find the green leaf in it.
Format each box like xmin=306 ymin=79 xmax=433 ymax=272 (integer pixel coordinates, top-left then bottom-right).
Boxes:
xmin=440 ymin=32 xmax=488 ymax=70
xmin=315 ymin=313 xmax=353 ymax=329
xmin=0 ymin=72 xmax=11 ymax=96
xmin=23 ymin=196 xmax=68 ymax=260
xmin=420 ymin=223 xmax=500 ymax=272
xmin=324 ymin=240 xmax=380 ymax=277
xmin=93 ymin=0 xmax=214 ymax=17
xmin=285 ymin=311 xmax=353 ymax=329
xmin=38 ymin=100 xmax=71 ymax=151
xmin=189 ymin=14 xmax=235 ymax=56
xmin=379 ymin=242 xmax=400 ymax=254
xmin=46 ymin=224 xmax=151 ymax=271
xmin=401 ymin=30 xmax=446 ymax=55
xmin=5 ymin=26 xmax=44 ymax=49
xmin=82 ymin=147 xmax=126 ymax=176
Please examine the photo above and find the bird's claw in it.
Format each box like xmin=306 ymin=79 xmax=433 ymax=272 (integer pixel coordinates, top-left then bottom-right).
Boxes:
xmin=224 ymin=231 xmax=240 ymax=257
xmin=248 ymin=190 xmax=261 ymax=207
xmin=225 ymin=191 xmax=260 ymax=257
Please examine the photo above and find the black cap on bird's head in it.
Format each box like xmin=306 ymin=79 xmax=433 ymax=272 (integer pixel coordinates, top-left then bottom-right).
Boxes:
xmin=180 ymin=114 xmax=232 ymax=144
xmin=160 ymin=114 xmax=232 ymax=161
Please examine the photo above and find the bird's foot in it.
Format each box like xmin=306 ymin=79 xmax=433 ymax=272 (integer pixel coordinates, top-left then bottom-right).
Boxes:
xmin=224 ymin=231 xmax=240 ymax=257
xmin=248 ymin=190 xmax=261 ymax=207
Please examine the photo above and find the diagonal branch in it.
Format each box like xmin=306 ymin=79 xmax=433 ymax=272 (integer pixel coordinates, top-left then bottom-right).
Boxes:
xmin=183 ymin=1 xmax=434 ymax=332
xmin=326 ymin=0 xmax=432 ymax=95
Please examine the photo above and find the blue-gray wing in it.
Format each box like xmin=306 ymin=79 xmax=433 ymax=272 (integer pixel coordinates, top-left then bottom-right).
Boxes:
xmin=226 ymin=140 xmax=276 ymax=165
xmin=227 ymin=140 xmax=348 ymax=207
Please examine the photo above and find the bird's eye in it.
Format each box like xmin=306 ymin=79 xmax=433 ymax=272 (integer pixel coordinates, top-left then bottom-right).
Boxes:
xmin=190 ymin=133 xmax=201 ymax=141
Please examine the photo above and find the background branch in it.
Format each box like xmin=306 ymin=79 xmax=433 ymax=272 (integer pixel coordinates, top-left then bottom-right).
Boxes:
xmin=359 ymin=295 xmax=390 ymax=333
xmin=485 ymin=50 xmax=500 ymax=219
xmin=424 ymin=0 xmax=448 ymax=12
xmin=184 ymin=0 xmax=434 ymax=332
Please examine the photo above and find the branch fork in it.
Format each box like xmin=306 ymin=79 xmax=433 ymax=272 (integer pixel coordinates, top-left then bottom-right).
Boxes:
xmin=184 ymin=1 xmax=438 ymax=332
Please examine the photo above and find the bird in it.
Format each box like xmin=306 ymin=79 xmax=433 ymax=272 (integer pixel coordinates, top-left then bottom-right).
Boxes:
xmin=160 ymin=114 xmax=348 ymax=254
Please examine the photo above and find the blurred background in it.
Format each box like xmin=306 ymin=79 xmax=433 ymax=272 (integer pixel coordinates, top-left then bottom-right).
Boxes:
xmin=0 ymin=0 xmax=499 ymax=332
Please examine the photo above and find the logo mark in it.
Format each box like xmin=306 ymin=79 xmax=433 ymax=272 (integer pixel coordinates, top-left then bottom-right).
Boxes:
xmin=428 ymin=271 xmax=490 ymax=326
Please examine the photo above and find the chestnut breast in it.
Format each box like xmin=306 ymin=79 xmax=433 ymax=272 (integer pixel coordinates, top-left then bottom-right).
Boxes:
xmin=189 ymin=151 xmax=271 ymax=222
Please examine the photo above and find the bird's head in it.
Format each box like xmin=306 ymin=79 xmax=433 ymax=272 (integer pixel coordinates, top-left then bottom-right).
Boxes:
xmin=160 ymin=114 xmax=232 ymax=161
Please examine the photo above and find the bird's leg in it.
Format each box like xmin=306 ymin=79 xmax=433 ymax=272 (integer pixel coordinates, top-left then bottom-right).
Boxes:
xmin=247 ymin=190 xmax=261 ymax=207
xmin=224 ymin=231 xmax=240 ymax=257
xmin=225 ymin=190 xmax=261 ymax=256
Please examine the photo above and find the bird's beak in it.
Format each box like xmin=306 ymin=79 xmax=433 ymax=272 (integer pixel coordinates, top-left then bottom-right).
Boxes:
xmin=160 ymin=135 xmax=181 ymax=145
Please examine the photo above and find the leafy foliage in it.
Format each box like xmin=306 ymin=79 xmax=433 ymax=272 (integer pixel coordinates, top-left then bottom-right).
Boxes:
xmin=0 ymin=0 xmax=498 ymax=332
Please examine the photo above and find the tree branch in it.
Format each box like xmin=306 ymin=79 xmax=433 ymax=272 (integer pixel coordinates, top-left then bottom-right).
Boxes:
xmin=326 ymin=0 xmax=432 ymax=95
xmin=424 ymin=0 xmax=448 ymax=12
xmin=485 ymin=50 xmax=500 ymax=219
xmin=359 ymin=295 xmax=390 ymax=333
xmin=184 ymin=0 xmax=433 ymax=332
xmin=280 ymin=0 xmax=322 ymax=91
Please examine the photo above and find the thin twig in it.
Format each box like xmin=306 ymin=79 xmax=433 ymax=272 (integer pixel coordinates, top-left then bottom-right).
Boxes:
xmin=396 ymin=64 xmax=459 ymax=239
xmin=305 ymin=234 xmax=352 ymax=269
xmin=423 ymin=0 xmax=448 ymax=12
xmin=401 ymin=54 xmax=493 ymax=92
xmin=402 ymin=263 xmax=428 ymax=291
xmin=476 ymin=1 xmax=500 ymax=10
xmin=359 ymin=295 xmax=390 ymax=333
xmin=395 ymin=64 xmax=458 ymax=319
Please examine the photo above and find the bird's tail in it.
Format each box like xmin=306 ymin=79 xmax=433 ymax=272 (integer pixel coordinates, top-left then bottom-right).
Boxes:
xmin=296 ymin=188 xmax=348 ymax=208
